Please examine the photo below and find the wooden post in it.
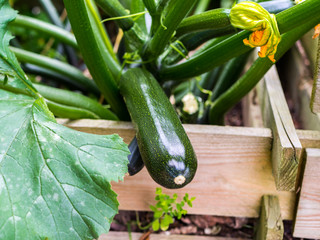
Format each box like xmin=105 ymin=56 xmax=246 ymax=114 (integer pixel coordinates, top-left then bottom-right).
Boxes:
xmin=311 ymin=37 xmax=320 ymax=113
xmin=293 ymin=148 xmax=320 ymax=239
xmin=257 ymin=65 xmax=302 ymax=191
xmin=254 ymin=195 xmax=284 ymax=240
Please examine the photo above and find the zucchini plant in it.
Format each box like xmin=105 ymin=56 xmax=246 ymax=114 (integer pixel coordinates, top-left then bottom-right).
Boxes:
xmin=1 ymin=0 xmax=320 ymax=239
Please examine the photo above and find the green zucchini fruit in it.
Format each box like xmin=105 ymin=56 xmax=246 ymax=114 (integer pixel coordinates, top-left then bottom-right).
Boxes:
xmin=127 ymin=136 xmax=144 ymax=176
xmin=120 ymin=68 xmax=197 ymax=189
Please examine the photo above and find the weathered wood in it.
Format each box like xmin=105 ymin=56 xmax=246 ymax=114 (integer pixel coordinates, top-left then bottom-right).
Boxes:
xmin=257 ymin=65 xmax=302 ymax=191
xmin=311 ymin=37 xmax=320 ymax=113
xmin=254 ymin=195 xmax=283 ymax=240
xmin=57 ymin=119 xmax=295 ymax=220
xmin=293 ymin=148 xmax=320 ymax=239
xmin=297 ymin=129 xmax=320 ymax=149
xmin=99 ymin=232 xmax=250 ymax=240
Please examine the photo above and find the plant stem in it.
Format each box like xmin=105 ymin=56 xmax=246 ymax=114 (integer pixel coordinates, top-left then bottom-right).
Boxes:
xmin=159 ymin=0 xmax=320 ymax=80
xmin=39 ymin=0 xmax=65 ymax=28
xmin=175 ymin=9 xmax=231 ymax=38
xmin=22 ymin=64 xmax=90 ymax=92
xmin=131 ymin=0 xmax=147 ymax=34
xmin=46 ymin=100 xmax=100 ymax=119
xmin=11 ymin=47 xmax=100 ymax=96
xmin=208 ymin=19 xmax=319 ymax=124
xmin=34 ymin=83 xmax=119 ymax=120
xmin=63 ymin=0 xmax=129 ymax=120
xmin=95 ymin=0 xmax=134 ymax=31
xmin=135 ymin=211 xmax=152 ymax=230
xmin=86 ymin=0 xmax=120 ymax=68
xmin=39 ymin=0 xmax=79 ymax=66
xmin=11 ymin=15 xmax=78 ymax=49
xmin=141 ymin=0 xmax=197 ymax=61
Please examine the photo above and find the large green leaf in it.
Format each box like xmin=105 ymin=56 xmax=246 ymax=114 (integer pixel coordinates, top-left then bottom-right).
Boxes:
xmin=0 ymin=85 xmax=129 ymax=239
xmin=0 ymin=1 xmax=130 ymax=238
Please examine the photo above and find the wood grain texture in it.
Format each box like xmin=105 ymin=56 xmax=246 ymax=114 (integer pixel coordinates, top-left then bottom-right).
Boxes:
xmin=311 ymin=37 xmax=320 ymax=113
xmin=254 ymin=195 xmax=283 ymax=240
xmin=99 ymin=232 xmax=250 ymax=240
xmin=293 ymin=148 xmax=320 ymax=239
xmin=257 ymin=65 xmax=302 ymax=191
xmin=57 ymin=119 xmax=295 ymax=220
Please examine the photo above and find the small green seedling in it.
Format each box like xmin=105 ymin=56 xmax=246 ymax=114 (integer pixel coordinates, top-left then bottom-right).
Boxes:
xmin=137 ymin=187 xmax=195 ymax=232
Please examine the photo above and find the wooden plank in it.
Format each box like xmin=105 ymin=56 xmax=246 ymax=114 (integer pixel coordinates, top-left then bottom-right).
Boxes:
xmin=257 ymin=65 xmax=302 ymax=191
xmin=57 ymin=119 xmax=295 ymax=220
xmin=293 ymin=148 xmax=320 ymax=239
xmin=311 ymin=37 xmax=320 ymax=113
xmin=99 ymin=232 xmax=250 ymax=240
xmin=254 ymin=195 xmax=283 ymax=240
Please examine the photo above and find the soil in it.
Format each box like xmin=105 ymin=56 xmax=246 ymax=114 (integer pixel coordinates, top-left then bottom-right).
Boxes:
xmin=110 ymin=211 xmax=309 ymax=240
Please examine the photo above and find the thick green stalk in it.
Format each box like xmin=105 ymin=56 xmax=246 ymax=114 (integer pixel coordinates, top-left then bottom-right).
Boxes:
xmin=157 ymin=0 xmax=169 ymax=12
xmin=175 ymin=9 xmax=231 ymax=37
xmin=160 ymin=0 xmax=320 ymax=80
xmin=276 ymin=0 xmax=319 ymax=33
xmin=193 ymin=67 xmax=222 ymax=100
xmin=208 ymin=19 xmax=318 ymax=124
xmin=86 ymin=0 xmax=121 ymax=72
xmin=142 ymin=0 xmax=197 ymax=61
xmin=63 ymin=0 xmax=129 ymax=120
xmin=96 ymin=0 xmax=147 ymax=49
xmin=142 ymin=0 xmax=157 ymax=14
xmin=11 ymin=47 xmax=100 ymax=95
xmin=131 ymin=0 xmax=147 ymax=33
xmin=22 ymin=63 xmax=89 ymax=92
xmin=11 ymin=15 xmax=78 ymax=49
xmin=96 ymin=0 xmax=134 ymax=31
xmin=210 ymin=52 xmax=250 ymax=102
xmin=162 ymin=27 xmax=235 ymax=65
xmin=34 ymin=83 xmax=119 ymax=120
xmin=177 ymin=1 xmax=292 ymax=38
xmin=38 ymin=0 xmax=79 ymax=66
xmin=39 ymin=0 xmax=64 ymax=28
xmin=46 ymin=100 xmax=101 ymax=119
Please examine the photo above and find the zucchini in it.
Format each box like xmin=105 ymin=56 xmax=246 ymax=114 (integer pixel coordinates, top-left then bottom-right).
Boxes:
xmin=127 ymin=136 xmax=144 ymax=176
xmin=120 ymin=68 xmax=197 ymax=189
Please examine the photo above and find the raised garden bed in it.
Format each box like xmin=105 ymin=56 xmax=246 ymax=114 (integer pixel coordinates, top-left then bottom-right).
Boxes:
xmin=56 ymin=41 xmax=320 ymax=239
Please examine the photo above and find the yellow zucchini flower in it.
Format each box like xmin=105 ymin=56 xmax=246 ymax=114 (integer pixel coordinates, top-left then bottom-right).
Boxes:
xmin=230 ymin=1 xmax=281 ymax=63
xmin=313 ymin=24 xmax=320 ymax=39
